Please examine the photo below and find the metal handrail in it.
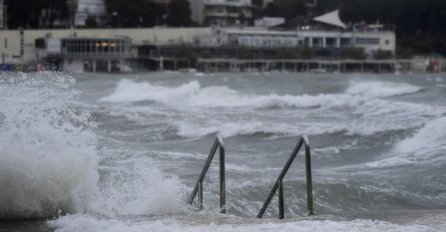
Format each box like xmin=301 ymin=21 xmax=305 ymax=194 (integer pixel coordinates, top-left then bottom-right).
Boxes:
xmin=257 ymin=135 xmax=315 ymax=219
xmin=187 ymin=136 xmax=226 ymax=213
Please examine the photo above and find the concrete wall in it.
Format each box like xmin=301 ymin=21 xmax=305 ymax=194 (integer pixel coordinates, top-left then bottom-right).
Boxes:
xmin=0 ymin=28 xmax=212 ymax=64
xmin=0 ymin=30 xmax=21 ymax=63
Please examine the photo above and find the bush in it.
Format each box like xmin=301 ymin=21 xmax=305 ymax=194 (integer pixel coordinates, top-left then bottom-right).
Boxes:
xmin=340 ymin=47 xmax=367 ymax=59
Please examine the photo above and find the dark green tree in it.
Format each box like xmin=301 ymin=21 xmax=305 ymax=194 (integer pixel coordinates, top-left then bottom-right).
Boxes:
xmin=263 ymin=0 xmax=307 ymax=20
xmin=300 ymin=46 xmax=314 ymax=59
xmin=85 ymin=16 xmax=98 ymax=28
xmin=277 ymin=48 xmax=296 ymax=59
xmin=166 ymin=0 xmax=192 ymax=27
xmin=174 ymin=45 xmax=197 ymax=66
xmin=105 ymin=0 xmax=166 ymax=28
xmin=236 ymin=46 xmax=255 ymax=59
xmin=5 ymin=0 xmax=68 ymax=29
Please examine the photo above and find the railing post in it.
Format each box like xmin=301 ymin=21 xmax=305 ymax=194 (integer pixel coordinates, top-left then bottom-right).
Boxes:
xmin=188 ymin=137 xmax=226 ymax=214
xmin=304 ymin=136 xmax=315 ymax=215
xmin=218 ymin=137 xmax=226 ymax=214
xmin=257 ymin=136 xmax=315 ymax=219
xmin=198 ymin=181 xmax=203 ymax=210
xmin=278 ymin=180 xmax=284 ymax=219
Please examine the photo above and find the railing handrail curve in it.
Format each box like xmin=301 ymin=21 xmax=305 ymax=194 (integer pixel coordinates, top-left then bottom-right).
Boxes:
xmin=187 ymin=136 xmax=226 ymax=213
xmin=257 ymin=135 xmax=314 ymax=219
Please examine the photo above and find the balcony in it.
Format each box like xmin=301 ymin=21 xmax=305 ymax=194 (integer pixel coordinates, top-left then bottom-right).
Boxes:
xmin=204 ymin=0 xmax=252 ymax=7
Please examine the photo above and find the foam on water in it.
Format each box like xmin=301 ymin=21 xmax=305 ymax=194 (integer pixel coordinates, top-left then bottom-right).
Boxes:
xmin=345 ymin=81 xmax=422 ymax=98
xmin=100 ymin=79 xmax=443 ymax=139
xmin=100 ymin=80 xmax=365 ymax=109
xmin=47 ymin=213 xmax=442 ymax=232
xmin=0 ymin=72 xmax=98 ymax=218
xmin=366 ymin=116 xmax=446 ymax=167
xmin=0 ymin=73 xmax=187 ymax=219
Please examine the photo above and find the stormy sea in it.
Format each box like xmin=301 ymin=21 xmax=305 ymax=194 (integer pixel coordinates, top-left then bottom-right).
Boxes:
xmin=0 ymin=71 xmax=445 ymax=231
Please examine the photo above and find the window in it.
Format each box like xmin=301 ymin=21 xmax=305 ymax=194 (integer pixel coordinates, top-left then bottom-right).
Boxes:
xmin=4 ymin=38 xmax=7 ymax=49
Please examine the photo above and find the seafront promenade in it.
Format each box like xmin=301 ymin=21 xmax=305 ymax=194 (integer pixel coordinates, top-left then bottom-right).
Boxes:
xmin=195 ymin=58 xmax=442 ymax=73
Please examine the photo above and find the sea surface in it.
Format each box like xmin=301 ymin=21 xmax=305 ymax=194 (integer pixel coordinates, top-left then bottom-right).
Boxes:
xmin=1 ymin=71 xmax=446 ymax=231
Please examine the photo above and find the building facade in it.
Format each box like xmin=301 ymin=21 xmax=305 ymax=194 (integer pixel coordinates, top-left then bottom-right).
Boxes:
xmin=75 ymin=0 xmax=107 ymax=27
xmin=0 ymin=0 xmax=4 ymax=29
xmin=190 ymin=0 xmax=253 ymax=26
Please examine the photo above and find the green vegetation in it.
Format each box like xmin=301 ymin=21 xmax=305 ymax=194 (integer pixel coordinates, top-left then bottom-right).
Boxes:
xmin=263 ymin=0 xmax=307 ymax=20
xmin=174 ymin=45 xmax=198 ymax=66
xmin=166 ymin=0 xmax=192 ymax=27
xmin=340 ymin=48 xmax=367 ymax=60
xmin=85 ymin=16 xmax=98 ymax=28
xmin=277 ymin=48 xmax=296 ymax=59
xmin=339 ymin=0 xmax=446 ymax=56
xmin=300 ymin=46 xmax=315 ymax=59
xmin=105 ymin=0 xmax=165 ymax=27
xmin=5 ymin=0 xmax=69 ymax=28
xmin=236 ymin=46 xmax=255 ymax=60
xmin=373 ymin=49 xmax=392 ymax=60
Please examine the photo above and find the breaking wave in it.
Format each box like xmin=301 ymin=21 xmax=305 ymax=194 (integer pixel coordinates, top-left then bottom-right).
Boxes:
xmin=0 ymin=72 xmax=98 ymax=218
xmin=100 ymin=80 xmax=365 ymax=109
xmin=366 ymin=117 xmax=446 ymax=167
xmin=0 ymin=73 xmax=186 ymax=219
xmin=345 ymin=81 xmax=422 ymax=98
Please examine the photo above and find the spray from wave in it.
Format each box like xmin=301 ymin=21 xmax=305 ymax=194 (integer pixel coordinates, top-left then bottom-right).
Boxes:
xmin=345 ymin=81 xmax=421 ymax=98
xmin=99 ymin=80 xmax=365 ymax=110
xmin=0 ymin=72 xmax=98 ymax=218
xmin=0 ymin=73 xmax=187 ymax=219
xmin=366 ymin=117 xmax=446 ymax=167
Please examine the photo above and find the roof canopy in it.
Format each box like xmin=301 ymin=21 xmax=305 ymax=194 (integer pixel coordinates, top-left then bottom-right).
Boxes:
xmin=313 ymin=10 xmax=347 ymax=29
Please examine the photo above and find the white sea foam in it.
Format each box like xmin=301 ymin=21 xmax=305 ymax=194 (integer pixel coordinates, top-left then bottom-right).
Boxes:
xmin=395 ymin=117 xmax=446 ymax=153
xmin=366 ymin=117 xmax=446 ymax=167
xmin=0 ymin=73 xmax=98 ymax=218
xmin=100 ymin=80 xmax=365 ymax=109
xmin=100 ymin=80 xmax=443 ymax=139
xmin=346 ymin=81 xmax=421 ymax=98
xmin=48 ymin=214 xmax=440 ymax=232
xmin=0 ymin=73 xmax=187 ymax=218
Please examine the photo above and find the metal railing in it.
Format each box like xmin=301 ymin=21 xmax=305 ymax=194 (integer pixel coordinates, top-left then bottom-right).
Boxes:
xmin=257 ymin=136 xmax=315 ymax=219
xmin=187 ymin=137 xmax=226 ymax=213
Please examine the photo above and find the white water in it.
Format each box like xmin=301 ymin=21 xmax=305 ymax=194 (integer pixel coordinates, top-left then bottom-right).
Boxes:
xmin=0 ymin=73 xmax=186 ymax=219
xmin=1 ymin=72 xmax=445 ymax=232
xmin=0 ymin=73 xmax=98 ymax=218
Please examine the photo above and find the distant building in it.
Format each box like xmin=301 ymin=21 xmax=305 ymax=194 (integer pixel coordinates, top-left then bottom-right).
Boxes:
xmin=152 ymin=0 xmax=171 ymax=5
xmin=199 ymin=10 xmax=395 ymax=57
xmin=0 ymin=0 xmax=4 ymax=29
xmin=75 ymin=0 xmax=107 ymax=27
xmin=190 ymin=0 xmax=254 ymax=26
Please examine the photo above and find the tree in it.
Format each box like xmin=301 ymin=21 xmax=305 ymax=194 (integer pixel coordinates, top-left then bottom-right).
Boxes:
xmin=300 ymin=46 xmax=314 ymax=59
xmin=166 ymin=0 xmax=191 ymax=27
xmin=277 ymin=48 xmax=295 ymax=59
xmin=175 ymin=45 xmax=197 ymax=66
xmin=85 ymin=16 xmax=98 ymax=28
xmin=373 ymin=49 xmax=392 ymax=60
xmin=5 ymin=0 xmax=68 ymax=29
xmin=340 ymin=48 xmax=367 ymax=60
xmin=105 ymin=0 xmax=166 ymax=28
xmin=263 ymin=0 xmax=307 ymax=20
xmin=236 ymin=46 xmax=255 ymax=59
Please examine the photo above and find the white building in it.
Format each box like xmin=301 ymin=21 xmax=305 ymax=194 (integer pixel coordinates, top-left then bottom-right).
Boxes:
xmin=200 ymin=10 xmax=396 ymax=56
xmin=75 ymin=0 xmax=106 ymax=27
xmin=0 ymin=0 xmax=4 ymax=29
xmin=190 ymin=0 xmax=253 ymax=26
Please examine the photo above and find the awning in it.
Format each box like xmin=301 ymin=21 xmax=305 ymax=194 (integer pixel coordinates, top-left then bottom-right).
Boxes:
xmin=313 ymin=10 xmax=347 ymax=29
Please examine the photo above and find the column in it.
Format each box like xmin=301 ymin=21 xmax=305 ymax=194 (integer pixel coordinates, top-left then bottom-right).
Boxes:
xmin=107 ymin=60 xmax=112 ymax=72
xmin=92 ymin=60 xmax=96 ymax=72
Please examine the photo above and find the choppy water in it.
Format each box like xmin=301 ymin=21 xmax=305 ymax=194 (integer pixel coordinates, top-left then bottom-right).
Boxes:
xmin=1 ymin=71 xmax=446 ymax=231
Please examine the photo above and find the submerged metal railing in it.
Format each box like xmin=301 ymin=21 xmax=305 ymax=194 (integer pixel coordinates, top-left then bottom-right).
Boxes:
xmin=257 ymin=136 xmax=315 ymax=219
xmin=187 ymin=137 xmax=226 ymax=213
